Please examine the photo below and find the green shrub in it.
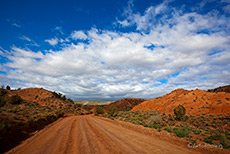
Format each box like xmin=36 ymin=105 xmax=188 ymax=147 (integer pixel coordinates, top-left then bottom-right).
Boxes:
xmin=165 ymin=127 xmax=173 ymax=133
xmin=108 ymin=104 xmax=118 ymax=117
xmin=94 ymin=106 xmax=104 ymax=115
xmin=75 ymin=103 xmax=82 ymax=107
xmin=10 ymin=95 xmax=22 ymax=104
xmin=219 ymin=134 xmax=230 ymax=149
xmin=173 ymin=128 xmax=189 ymax=137
xmin=193 ymin=129 xmax=201 ymax=135
xmin=204 ymin=137 xmax=213 ymax=144
xmin=174 ymin=104 xmax=186 ymax=121
xmin=131 ymin=116 xmax=143 ymax=122
xmin=0 ymin=96 xmax=6 ymax=107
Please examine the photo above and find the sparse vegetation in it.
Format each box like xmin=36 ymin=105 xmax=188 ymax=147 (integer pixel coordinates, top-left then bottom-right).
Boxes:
xmin=101 ymin=109 xmax=230 ymax=149
xmin=0 ymin=87 xmax=87 ymax=153
xmin=0 ymin=88 xmax=7 ymax=96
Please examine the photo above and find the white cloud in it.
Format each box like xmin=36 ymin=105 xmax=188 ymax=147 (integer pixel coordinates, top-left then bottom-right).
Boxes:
xmin=19 ymin=36 xmax=39 ymax=46
xmin=70 ymin=30 xmax=87 ymax=40
xmin=45 ymin=37 xmax=59 ymax=46
xmin=54 ymin=26 xmax=64 ymax=34
xmin=7 ymin=19 xmax=22 ymax=28
xmin=1 ymin=0 xmax=230 ymax=100
xmin=20 ymin=36 xmax=31 ymax=42
xmin=12 ymin=23 xmax=21 ymax=28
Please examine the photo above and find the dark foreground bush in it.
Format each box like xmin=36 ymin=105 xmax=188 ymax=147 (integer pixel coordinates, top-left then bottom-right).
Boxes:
xmin=0 ymin=96 xmax=6 ymax=107
xmin=10 ymin=95 xmax=22 ymax=104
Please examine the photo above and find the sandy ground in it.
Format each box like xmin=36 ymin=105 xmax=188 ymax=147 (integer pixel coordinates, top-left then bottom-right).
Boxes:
xmin=5 ymin=115 xmax=228 ymax=154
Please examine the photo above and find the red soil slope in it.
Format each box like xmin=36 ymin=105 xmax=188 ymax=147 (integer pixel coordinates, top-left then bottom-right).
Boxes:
xmin=105 ymin=98 xmax=146 ymax=111
xmin=14 ymin=88 xmax=69 ymax=109
xmin=132 ymin=89 xmax=230 ymax=116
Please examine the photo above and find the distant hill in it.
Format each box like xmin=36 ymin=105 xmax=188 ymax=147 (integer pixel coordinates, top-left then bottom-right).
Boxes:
xmin=207 ymin=85 xmax=230 ymax=93
xmin=74 ymin=100 xmax=113 ymax=106
xmin=14 ymin=88 xmax=78 ymax=110
xmin=105 ymin=98 xmax=146 ymax=111
xmin=132 ymin=88 xmax=230 ymax=116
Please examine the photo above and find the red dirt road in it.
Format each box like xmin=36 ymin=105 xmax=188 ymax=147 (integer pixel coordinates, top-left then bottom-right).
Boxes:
xmin=5 ymin=115 xmax=226 ymax=154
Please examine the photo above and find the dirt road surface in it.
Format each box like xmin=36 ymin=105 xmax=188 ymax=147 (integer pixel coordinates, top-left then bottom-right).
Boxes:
xmin=5 ymin=115 xmax=227 ymax=154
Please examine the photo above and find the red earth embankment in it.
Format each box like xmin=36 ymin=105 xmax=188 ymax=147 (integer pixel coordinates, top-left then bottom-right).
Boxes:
xmin=132 ymin=89 xmax=230 ymax=115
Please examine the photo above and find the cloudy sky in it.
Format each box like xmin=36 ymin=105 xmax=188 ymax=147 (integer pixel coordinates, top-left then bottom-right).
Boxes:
xmin=0 ymin=0 xmax=229 ymax=101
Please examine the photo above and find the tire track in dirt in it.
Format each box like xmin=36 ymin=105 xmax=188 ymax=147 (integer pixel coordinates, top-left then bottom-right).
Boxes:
xmin=5 ymin=115 xmax=228 ymax=154
xmin=85 ymin=117 xmax=145 ymax=153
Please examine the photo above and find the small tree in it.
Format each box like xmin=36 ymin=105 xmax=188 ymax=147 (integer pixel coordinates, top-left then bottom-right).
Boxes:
xmin=95 ymin=106 xmax=104 ymax=115
xmin=108 ymin=104 xmax=118 ymax=117
xmin=6 ymin=85 xmax=11 ymax=90
xmin=174 ymin=104 xmax=186 ymax=121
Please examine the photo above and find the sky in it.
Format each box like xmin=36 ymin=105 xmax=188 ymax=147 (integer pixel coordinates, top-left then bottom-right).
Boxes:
xmin=0 ymin=0 xmax=230 ymax=101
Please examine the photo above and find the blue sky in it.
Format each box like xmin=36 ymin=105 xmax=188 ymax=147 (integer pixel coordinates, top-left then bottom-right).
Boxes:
xmin=0 ymin=0 xmax=230 ymax=101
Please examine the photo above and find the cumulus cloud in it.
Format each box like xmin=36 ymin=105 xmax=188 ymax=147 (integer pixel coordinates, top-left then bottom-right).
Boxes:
xmin=45 ymin=37 xmax=59 ymax=46
xmin=1 ymin=0 xmax=230 ymax=100
xmin=70 ymin=30 xmax=87 ymax=40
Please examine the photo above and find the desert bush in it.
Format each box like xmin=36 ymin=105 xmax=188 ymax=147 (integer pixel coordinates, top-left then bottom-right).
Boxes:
xmin=0 ymin=96 xmax=6 ymax=107
xmin=173 ymin=128 xmax=189 ymax=138
xmin=67 ymin=98 xmax=74 ymax=103
xmin=0 ymin=88 xmax=7 ymax=96
xmin=204 ymin=137 xmax=213 ymax=144
xmin=55 ymin=111 xmax=64 ymax=118
xmin=165 ymin=127 xmax=173 ymax=133
xmin=168 ymin=114 xmax=175 ymax=121
xmin=193 ymin=129 xmax=201 ymax=135
xmin=108 ymin=104 xmax=118 ymax=117
xmin=219 ymin=134 xmax=230 ymax=149
xmin=95 ymin=106 xmax=104 ymax=115
xmin=131 ymin=116 xmax=143 ymax=122
xmin=148 ymin=114 xmax=162 ymax=125
xmin=174 ymin=104 xmax=186 ymax=121
xmin=10 ymin=95 xmax=22 ymax=104
xmin=75 ymin=103 xmax=82 ymax=107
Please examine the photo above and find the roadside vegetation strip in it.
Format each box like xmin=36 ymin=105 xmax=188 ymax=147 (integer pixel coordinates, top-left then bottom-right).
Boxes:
xmin=96 ymin=105 xmax=230 ymax=149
